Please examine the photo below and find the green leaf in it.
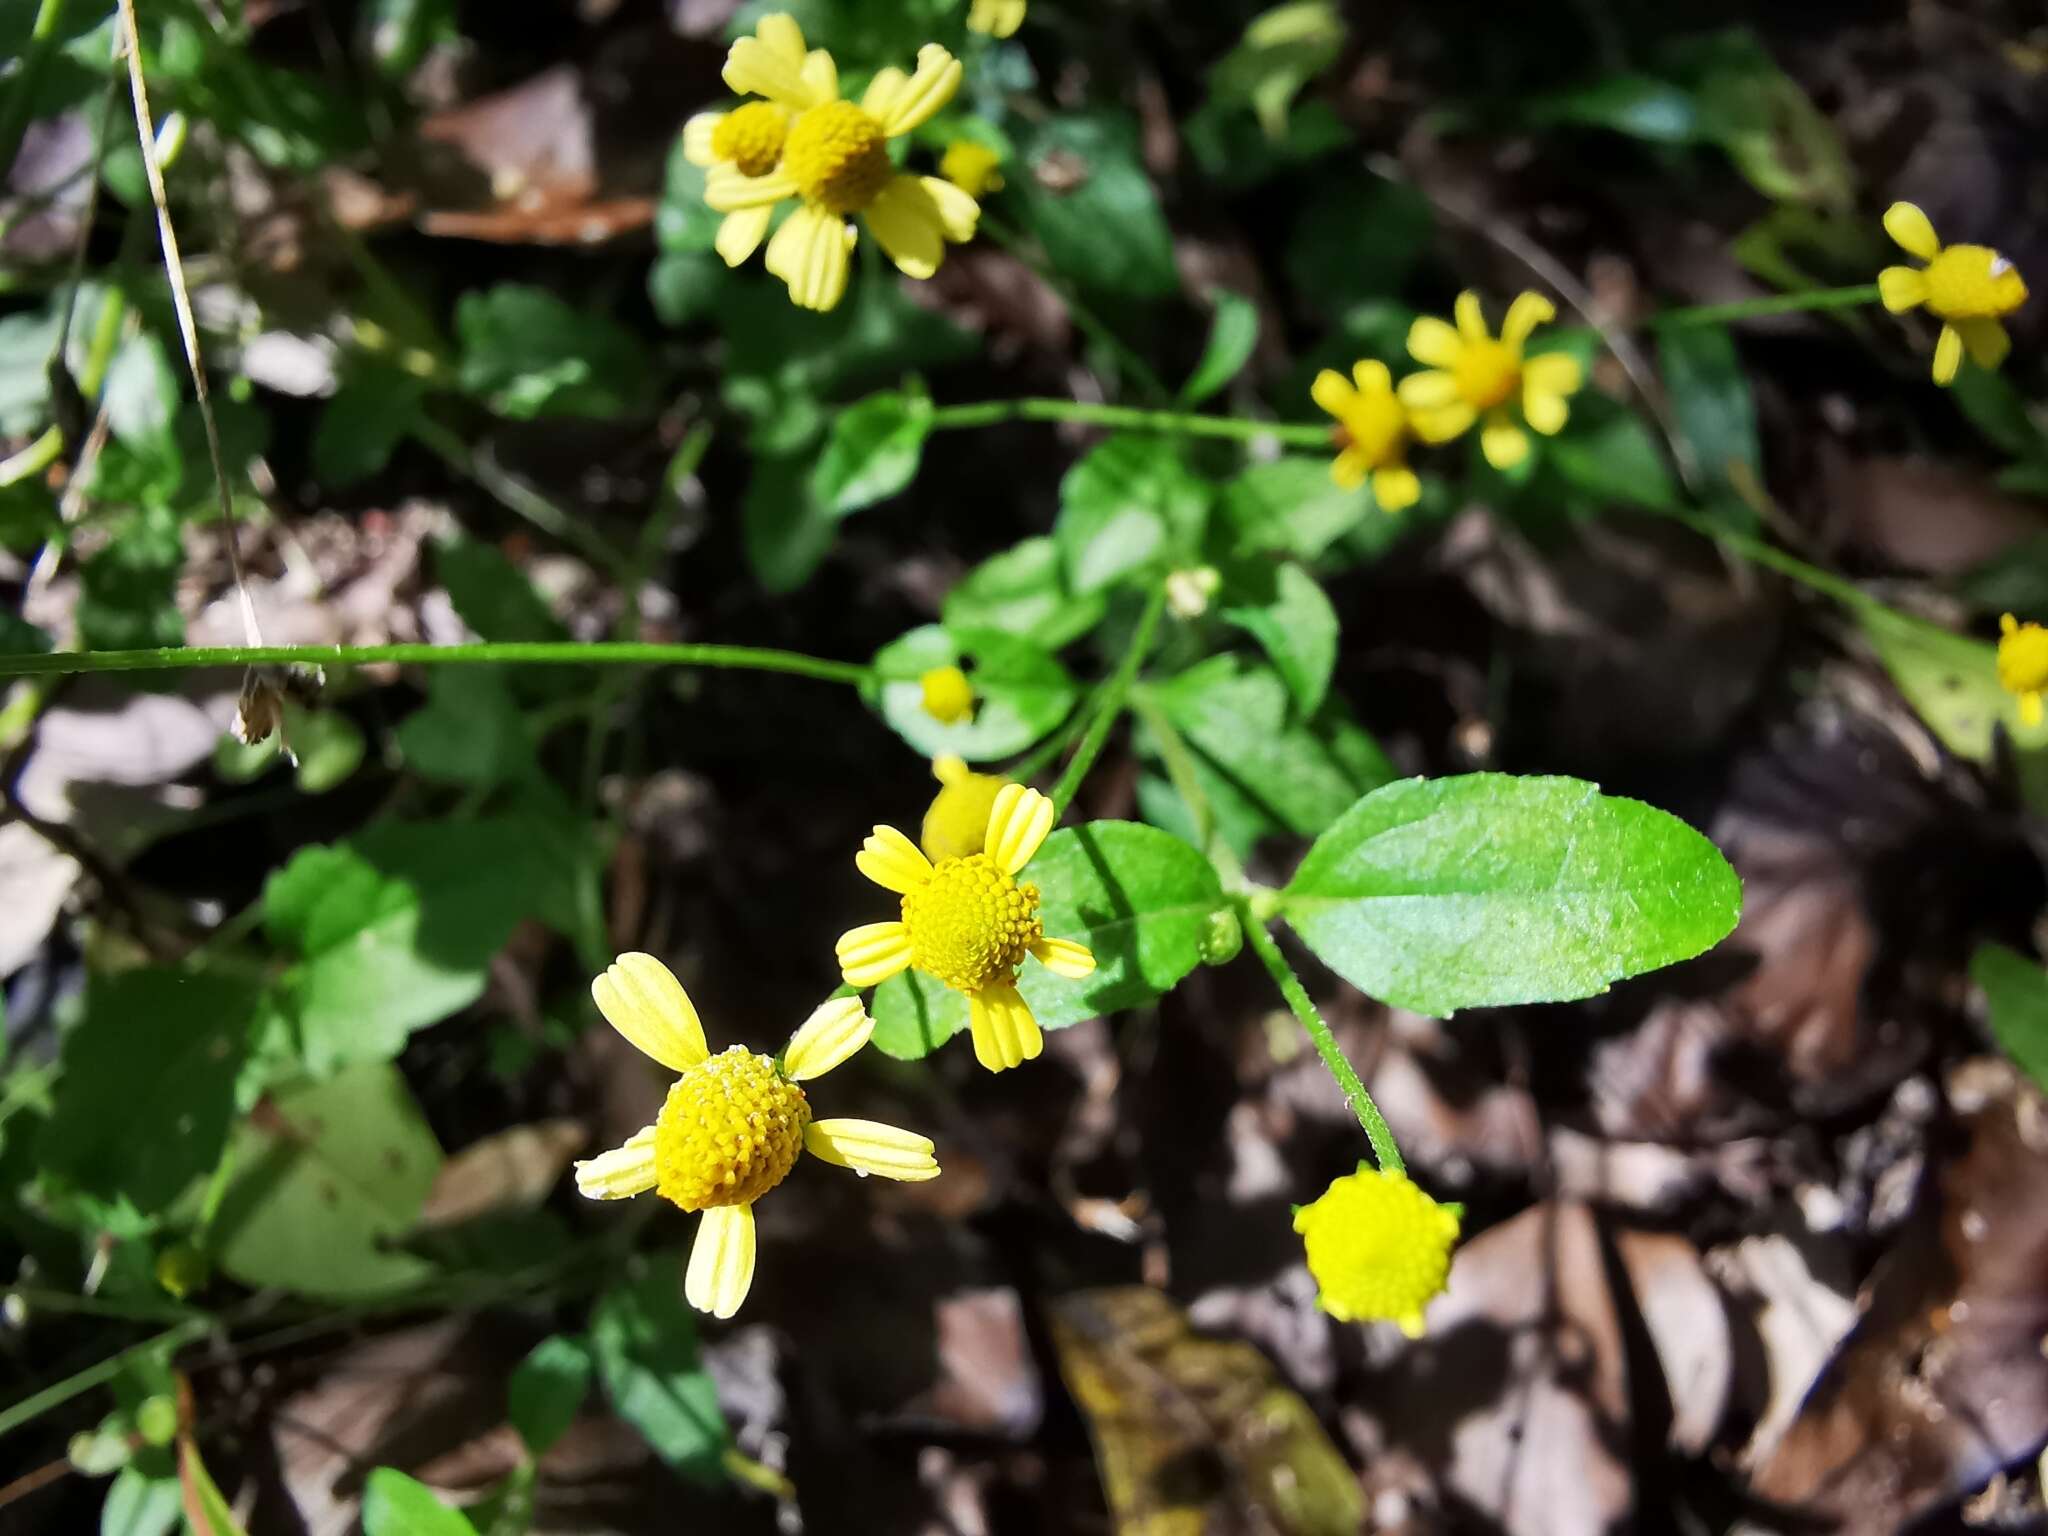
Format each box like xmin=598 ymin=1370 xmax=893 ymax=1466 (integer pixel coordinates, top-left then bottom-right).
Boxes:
xmin=1215 ymin=457 xmax=1372 ymax=561
xmin=289 ymin=709 xmax=368 ymax=795
xmin=744 ymin=451 xmax=837 ymax=594
xmin=1280 ymin=774 xmax=1743 ymax=1017
xmin=942 ymin=536 xmax=1106 ymax=649
xmin=649 ymin=251 xmax=727 ymax=328
xmin=1285 ymin=176 xmax=1432 ymax=319
xmin=1857 ymin=608 xmax=2048 ymax=762
xmin=100 ymin=1465 xmax=181 ymax=1536
xmin=1958 ymin=535 xmax=2048 ymax=618
xmin=871 ymin=821 xmax=1227 ymax=1056
xmin=396 ymin=669 xmax=532 ymax=786
xmin=436 ymin=537 xmax=570 ymax=645
xmin=1668 ymin=29 xmax=1853 ymax=210
xmin=1948 ymin=367 xmax=2048 ymax=462
xmin=263 ymin=817 xmax=583 ymax=1073
xmin=213 ymin=1063 xmax=443 ymax=1301
xmin=0 ymin=478 xmax=60 ymax=558
xmin=872 ymin=624 xmax=1078 ymax=762
xmin=313 ymin=359 xmax=424 ymax=487
xmin=103 ymin=332 xmax=181 ymax=474
xmin=1181 ymin=291 xmax=1259 ymax=405
xmin=1546 ymin=399 xmax=1678 ymax=511
xmin=37 ymin=970 xmax=258 ymax=1214
xmin=1013 ymin=111 xmax=1177 ymax=299
xmin=1973 ymin=943 xmax=2048 ymax=1092
xmin=813 ymin=390 xmax=930 ymax=516
xmin=455 ymin=285 xmax=653 ymax=421
xmin=591 ymin=1255 xmax=728 ymax=1481
xmin=1147 ymin=656 xmax=1395 ymax=842
xmin=1207 ymin=1 xmax=1345 ymax=140
xmin=1216 ymin=559 xmax=1338 ymax=712
xmin=1530 ymin=73 xmax=1701 ymax=143
xmin=509 ymin=1334 xmax=594 ymax=1457
xmin=78 ymin=506 xmax=184 ymax=651
xmin=1057 ymin=435 xmax=1211 ymax=594
xmin=1657 ymin=324 xmax=1758 ymax=495
xmin=361 ymin=1468 xmax=479 ymax=1536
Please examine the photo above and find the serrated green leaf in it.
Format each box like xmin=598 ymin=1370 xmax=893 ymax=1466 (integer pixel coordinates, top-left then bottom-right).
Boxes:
xmin=814 ymin=391 xmax=930 ymax=516
xmin=1216 ymin=559 xmax=1338 ymax=712
xmin=1281 ymin=774 xmax=1742 ymax=1017
xmin=361 ymin=1468 xmax=479 ymax=1536
xmin=872 ymin=624 xmax=1078 ymax=762
xmin=591 ymin=1255 xmax=728 ymax=1482
xmin=1057 ymin=435 xmax=1210 ymax=594
xmin=213 ymin=1064 xmax=443 ymax=1301
xmin=37 ymin=970 xmax=258 ymax=1214
xmin=942 ymin=536 xmax=1106 ymax=649
xmin=509 ymin=1334 xmax=594 ymax=1457
xmin=1181 ymin=290 xmax=1259 ymax=404
xmin=1972 ymin=943 xmax=2048 ymax=1092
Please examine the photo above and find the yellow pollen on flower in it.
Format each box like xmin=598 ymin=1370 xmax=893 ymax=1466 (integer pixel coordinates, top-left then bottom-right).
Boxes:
xmin=902 ymin=853 xmax=1042 ymax=994
xmin=652 ymin=1045 xmax=810 ymax=1211
xmin=1293 ymin=1167 xmax=1460 ymax=1335
xmin=784 ymin=100 xmax=893 ymax=215
xmin=1922 ymin=245 xmax=2030 ymax=321
xmin=1451 ymin=337 xmax=1520 ymax=410
xmin=709 ymin=101 xmax=792 ymax=178
xmin=920 ymin=665 xmax=975 ymax=725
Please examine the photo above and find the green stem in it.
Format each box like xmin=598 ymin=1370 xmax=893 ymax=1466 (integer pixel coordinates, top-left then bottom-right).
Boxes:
xmin=1238 ymin=905 xmax=1404 ymax=1174
xmin=409 ymin=418 xmax=635 ymax=582
xmin=0 ymin=0 xmax=74 ymax=190
xmin=925 ymin=398 xmax=1330 ymax=448
xmin=0 ymin=1318 xmax=210 ymax=1439
xmin=1654 ymin=284 xmax=1882 ymax=330
xmin=0 ymin=641 xmax=875 ymax=686
xmin=1049 ymin=585 xmax=1168 ymax=815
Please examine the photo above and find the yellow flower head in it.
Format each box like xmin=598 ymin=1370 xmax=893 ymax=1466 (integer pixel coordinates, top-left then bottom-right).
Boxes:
xmin=1999 ymin=613 xmax=2048 ymax=727
xmin=919 ymin=664 xmax=976 ymax=725
xmin=921 ymin=754 xmax=1009 ymax=862
xmin=1397 ymin=291 xmax=1583 ymax=472
xmin=574 ymin=954 xmax=939 ymax=1318
xmin=1311 ymin=359 xmax=1420 ymax=512
xmin=1293 ymin=1166 xmax=1461 ymax=1337
xmin=967 ymin=0 xmax=1026 ymax=38
xmin=703 ymin=15 xmax=980 ymax=311
xmin=941 ymin=140 xmax=1005 ymax=199
xmin=836 ymin=783 xmax=1096 ymax=1072
xmin=1878 ymin=202 xmax=2029 ymax=386
xmin=680 ymin=16 xmax=829 ymax=268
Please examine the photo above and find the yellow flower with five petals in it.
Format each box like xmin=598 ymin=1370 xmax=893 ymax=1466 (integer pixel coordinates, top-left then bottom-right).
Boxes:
xmin=705 ymin=17 xmax=980 ymax=311
xmin=836 ymin=783 xmax=1095 ymax=1072
xmin=1999 ymin=613 xmax=2048 ymax=727
xmin=1397 ymin=291 xmax=1583 ymax=471
xmin=1311 ymin=359 xmax=1420 ymax=511
xmin=574 ymin=954 xmax=938 ymax=1319
xmin=1877 ymin=202 xmax=2029 ymax=386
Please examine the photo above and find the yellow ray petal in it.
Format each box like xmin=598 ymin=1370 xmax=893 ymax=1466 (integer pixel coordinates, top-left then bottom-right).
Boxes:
xmin=1878 ymin=265 xmax=1929 ymax=314
xmin=752 ymin=12 xmax=809 ymax=65
xmin=865 ymin=175 xmax=947 ymax=279
xmin=984 ymin=783 xmax=1056 ymax=874
xmin=2023 ymin=691 xmax=2044 ymax=727
xmin=684 ymin=1203 xmax=756 ymax=1320
xmin=1032 ymin=936 xmax=1096 ymax=979
xmin=1480 ymin=414 xmax=1530 ymax=470
xmin=968 ymin=981 xmax=1041 ymax=1072
xmin=682 ymin=112 xmax=725 ymax=168
xmin=1407 ymin=316 xmax=1463 ymax=369
xmin=1350 ymin=358 xmax=1393 ymax=395
xmin=724 ymin=31 xmax=829 ymax=111
xmin=1955 ymin=317 xmax=2011 ymax=370
xmin=1521 ymin=352 xmax=1582 ymax=398
xmin=783 ymin=996 xmax=874 ymax=1081
xmin=804 ymin=1117 xmax=940 ymax=1180
xmin=857 ymin=825 xmax=934 ymax=893
xmin=1396 ymin=369 xmax=1461 ymax=411
xmin=1311 ymin=368 xmax=1357 ymax=417
xmin=1403 ymin=399 xmax=1476 ymax=445
xmin=1522 ymin=383 xmax=1571 ymax=436
xmin=715 ymin=206 xmax=773 ymax=267
xmin=573 ymin=1125 xmax=656 ymax=1199
xmin=1331 ymin=447 xmax=1369 ymax=489
xmin=704 ymin=164 xmax=799 ymax=212
xmin=1883 ymin=201 xmax=1940 ymax=262
xmin=592 ymin=953 xmax=709 ymax=1072
xmin=916 ymin=175 xmax=981 ymax=242
xmin=764 ymin=204 xmax=854 ymax=311
xmin=799 ymin=46 xmax=838 ymax=104
xmin=1453 ymin=290 xmax=1489 ymax=341
xmin=1500 ymin=290 xmax=1556 ymax=348
xmin=1372 ymin=464 xmax=1421 ymax=512
xmin=836 ymin=920 xmax=915 ymax=987
xmin=1933 ymin=323 xmax=1964 ymax=386
xmin=863 ymin=44 xmax=962 ymax=138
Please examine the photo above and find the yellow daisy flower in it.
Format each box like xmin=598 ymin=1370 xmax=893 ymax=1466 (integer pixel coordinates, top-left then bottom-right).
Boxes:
xmin=1878 ymin=202 xmax=2029 ymax=386
xmin=1397 ymin=291 xmax=1583 ymax=472
xmin=921 ymin=754 xmax=1009 ymax=862
xmin=967 ymin=0 xmax=1026 ymax=38
xmin=940 ymin=140 xmax=1005 ymax=198
xmin=680 ymin=15 xmax=831 ymax=268
xmin=1293 ymin=1166 xmax=1461 ymax=1337
xmin=1311 ymin=359 xmax=1420 ymax=511
xmin=836 ymin=783 xmax=1095 ymax=1072
xmin=574 ymin=955 xmax=938 ymax=1319
xmin=704 ymin=17 xmax=980 ymax=311
xmin=1999 ymin=613 xmax=2048 ymax=726
xmin=919 ymin=664 xmax=976 ymax=725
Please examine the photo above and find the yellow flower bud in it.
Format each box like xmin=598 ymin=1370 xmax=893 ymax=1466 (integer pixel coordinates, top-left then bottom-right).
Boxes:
xmin=1293 ymin=1167 xmax=1460 ymax=1336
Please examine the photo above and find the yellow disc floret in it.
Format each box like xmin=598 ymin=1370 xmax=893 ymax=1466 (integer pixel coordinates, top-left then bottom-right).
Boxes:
xmin=1923 ymin=246 xmax=2029 ymax=322
xmin=710 ymin=101 xmax=793 ymax=178
xmin=1451 ymin=338 xmax=1520 ymax=410
xmin=920 ymin=665 xmax=975 ymax=725
xmin=653 ymin=1045 xmax=810 ymax=1211
xmin=1293 ymin=1167 xmax=1461 ymax=1336
xmin=1999 ymin=613 xmax=2048 ymax=726
xmin=901 ymin=853 xmax=1042 ymax=994
xmin=784 ymin=100 xmax=893 ymax=215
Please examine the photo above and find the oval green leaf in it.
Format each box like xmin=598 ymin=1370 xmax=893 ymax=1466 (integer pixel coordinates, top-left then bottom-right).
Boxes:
xmin=872 ymin=624 xmax=1079 ymax=762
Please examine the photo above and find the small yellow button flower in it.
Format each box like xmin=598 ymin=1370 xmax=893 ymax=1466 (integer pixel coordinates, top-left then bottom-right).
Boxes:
xmin=1397 ymin=291 xmax=1583 ymax=472
xmin=919 ymin=664 xmax=975 ymax=725
xmin=967 ymin=0 xmax=1026 ymax=38
xmin=1999 ymin=613 xmax=2048 ymax=726
xmin=940 ymin=140 xmax=1005 ymax=199
xmin=1311 ymin=359 xmax=1420 ymax=511
xmin=1878 ymin=202 xmax=2029 ymax=386
xmin=574 ymin=955 xmax=938 ymax=1319
xmin=704 ymin=15 xmax=981 ymax=311
xmin=1293 ymin=1166 xmax=1461 ymax=1337
xmin=922 ymin=755 xmax=1009 ymax=862
xmin=837 ymin=783 xmax=1095 ymax=1072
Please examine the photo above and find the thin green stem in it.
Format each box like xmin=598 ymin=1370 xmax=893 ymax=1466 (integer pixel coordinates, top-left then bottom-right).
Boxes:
xmin=409 ymin=418 xmax=635 ymax=582
xmin=925 ymin=398 xmax=1330 ymax=449
xmin=0 ymin=1319 xmax=210 ymax=1439
xmin=1238 ymin=905 xmax=1403 ymax=1174
xmin=1653 ymin=284 xmax=1882 ymax=330
xmin=0 ymin=642 xmax=875 ymax=686
xmin=1049 ymin=585 xmax=1168 ymax=816
xmin=1129 ymin=686 xmax=1242 ymax=886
